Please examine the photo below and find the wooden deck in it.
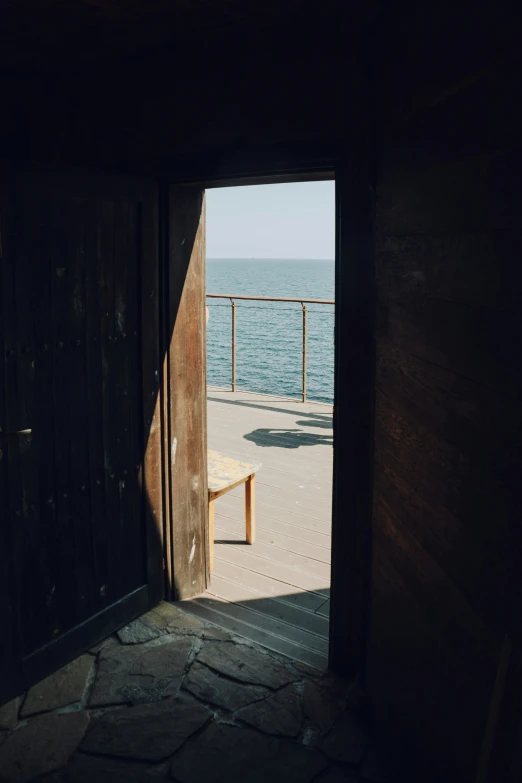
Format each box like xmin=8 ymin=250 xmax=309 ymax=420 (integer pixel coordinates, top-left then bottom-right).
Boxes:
xmin=185 ymin=389 xmax=333 ymax=670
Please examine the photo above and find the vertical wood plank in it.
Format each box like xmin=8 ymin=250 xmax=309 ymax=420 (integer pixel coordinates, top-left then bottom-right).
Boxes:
xmin=85 ymin=197 xmax=109 ymax=615
xmin=112 ymin=199 xmax=146 ymax=600
xmin=10 ymin=184 xmax=43 ymax=654
xmin=16 ymin=182 xmax=68 ymax=654
xmin=118 ymin=201 xmax=145 ymax=597
xmin=66 ymin=195 xmax=94 ymax=624
xmin=31 ymin=189 xmax=70 ymax=648
xmin=111 ymin=201 xmax=128 ymax=599
xmin=166 ymin=187 xmax=208 ymax=599
xmin=140 ymin=184 xmax=164 ymax=606
xmin=160 ymin=184 xmax=173 ymax=595
xmin=98 ymin=199 xmax=119 ymax=605
xmin=0 ymin=164 xmax=23 ymax=703
xmin=49 ymin=193 xmax=78 ymax=642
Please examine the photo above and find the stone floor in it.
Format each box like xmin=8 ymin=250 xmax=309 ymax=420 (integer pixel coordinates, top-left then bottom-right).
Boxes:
xmin=0 ymin=603 xmax=389 ymax=783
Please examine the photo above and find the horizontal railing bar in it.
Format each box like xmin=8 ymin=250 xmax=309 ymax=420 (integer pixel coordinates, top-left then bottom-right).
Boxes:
xmin=207 ymin=293 xmax=335 ymax=304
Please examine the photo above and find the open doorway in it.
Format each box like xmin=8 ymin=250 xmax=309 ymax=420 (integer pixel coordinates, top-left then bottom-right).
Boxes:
xmin=185 ymin=181 xmax=335 ymax=670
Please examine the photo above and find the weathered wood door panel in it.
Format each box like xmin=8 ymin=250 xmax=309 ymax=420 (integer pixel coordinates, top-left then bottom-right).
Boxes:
xmin=0 ymin=165 xmax=24 ymax=705
xmin=0 ymin=170 xmax=163 ymax=697
xmin=163 ymin=187 xmax=208 ymax=599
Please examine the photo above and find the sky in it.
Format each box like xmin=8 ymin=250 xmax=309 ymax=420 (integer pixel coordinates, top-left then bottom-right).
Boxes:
xmin=206 ymin=181 xmax=335 ymax=259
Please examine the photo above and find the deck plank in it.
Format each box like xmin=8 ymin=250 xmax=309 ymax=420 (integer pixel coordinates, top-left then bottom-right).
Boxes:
xmin=214 ymin=520 xmax=331 ymax=569
xmin=184 ymin=599 xmax=329 ymax=670
xmin=209 ymin=557 xmax=327 ymax=613
xmin=201 ymin=390 xmax=332 ymax=668
xmin=217 ymin=492 xmax=332 ymax=528
xmin=195 ymin=592 xmax=329 ymax=654
xmin=208 ymin=574 xmax=330 ymax=638
xmin=214 ymin=498 xmax=331 ymax=545
xmin=316 ymin=599 xmax=330 ymax=618
xmin=256 ymin=469 xmax=330 ymax=497
xmin=214 ymin=544 xmax=330 ymax=596
xmin=228 ymin=484 xmax=332 ymax=515
xmin=214 ymin=513 xmax=331 ymax=560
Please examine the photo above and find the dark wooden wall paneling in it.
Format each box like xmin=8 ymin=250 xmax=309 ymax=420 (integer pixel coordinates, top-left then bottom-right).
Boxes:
xmin=368 ymin=25 xmax=522 ymax=778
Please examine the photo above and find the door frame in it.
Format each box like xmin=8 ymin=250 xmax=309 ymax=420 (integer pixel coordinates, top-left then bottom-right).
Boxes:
xmin=163 ymin=151 xmax=375 ymax=679
xmin=161 ymin=186 xmax=209 ymax=600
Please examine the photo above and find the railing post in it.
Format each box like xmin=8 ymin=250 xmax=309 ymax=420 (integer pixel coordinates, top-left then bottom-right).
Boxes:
xmin=206 ymin=293 xmax=334 ymax=401
xmin=231 ymin=298 xmax=236 ymax=392
xmin=302 ymin=303 xmax=307 ymax=402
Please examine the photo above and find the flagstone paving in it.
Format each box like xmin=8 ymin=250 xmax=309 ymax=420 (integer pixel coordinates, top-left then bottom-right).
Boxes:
xmin=0 ymin=601 xmax=389 ymax=783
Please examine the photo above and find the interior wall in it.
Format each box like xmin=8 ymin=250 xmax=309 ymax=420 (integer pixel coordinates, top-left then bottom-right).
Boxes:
xmin=369 ymin=10 xmax=522 ymax=777
xmin=2 ymin=5 xmax=521 ymax=776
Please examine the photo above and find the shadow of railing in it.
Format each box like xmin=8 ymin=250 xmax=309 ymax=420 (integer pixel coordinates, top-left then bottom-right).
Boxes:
xmin=184 ymin=589 xmax=331 ymax=671
xmin=207 ymin=394 xmax=333 ymax=421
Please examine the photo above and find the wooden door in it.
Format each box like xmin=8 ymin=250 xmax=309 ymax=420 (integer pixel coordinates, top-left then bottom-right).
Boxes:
xmin=0 ymin=164 xmax=23 ymax=704
xmin=0 ymin=169 xmax=163 ymax=700
xmin=162 ymin=186 xmax=208 ymax=599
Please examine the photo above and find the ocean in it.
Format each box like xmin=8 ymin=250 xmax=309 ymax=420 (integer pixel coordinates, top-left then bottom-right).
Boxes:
xmin=206 ymin=259 xmax=335 ymax=404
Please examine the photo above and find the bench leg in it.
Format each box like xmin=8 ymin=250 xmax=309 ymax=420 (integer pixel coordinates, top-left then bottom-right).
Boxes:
xmin=209 ymin=495 xmax=215 ymax=571
xmin=246 ymin=474 xmax=256 ymax=544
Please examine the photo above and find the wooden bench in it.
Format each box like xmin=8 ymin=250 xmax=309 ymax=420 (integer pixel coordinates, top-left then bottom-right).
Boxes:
xmin=207 ymin=450 xmax=261 ymax=571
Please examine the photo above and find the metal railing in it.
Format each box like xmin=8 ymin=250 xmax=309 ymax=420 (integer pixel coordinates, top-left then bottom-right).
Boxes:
xmin=206 ymin=293 xmax=335 ymax=402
